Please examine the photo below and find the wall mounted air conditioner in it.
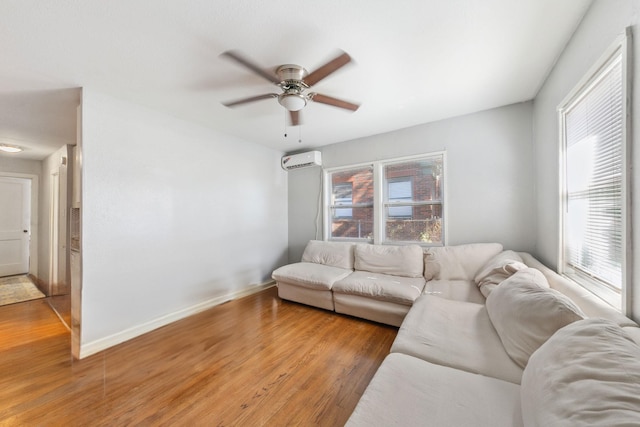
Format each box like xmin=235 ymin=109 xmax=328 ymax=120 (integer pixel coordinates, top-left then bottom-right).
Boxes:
xmin=281 ymin=151 xmax=322 ymax=171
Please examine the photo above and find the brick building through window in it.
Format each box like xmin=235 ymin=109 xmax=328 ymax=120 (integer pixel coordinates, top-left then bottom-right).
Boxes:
xmin=327 ymin=154 xmax=444 ymax=244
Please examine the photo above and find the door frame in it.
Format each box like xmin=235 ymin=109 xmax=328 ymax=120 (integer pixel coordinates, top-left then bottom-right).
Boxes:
xmin=50 ymin=170 xmax=60 ymax=287
xmin=0 ymin=172 xmax=39 ymax=278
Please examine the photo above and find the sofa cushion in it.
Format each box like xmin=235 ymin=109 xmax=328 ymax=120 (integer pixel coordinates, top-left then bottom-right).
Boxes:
xmin=346 ymin=353 xmax=523 ymax=427
xmin=521 ymin=319 xmax=640 ymax=427
xmin=301 ymin=240 xmax=355 ymax=270
xmin=624 ymin=326 xmax=640 ymax=346
xmin=486 ymin=269 xmax=585 ymax=368
xmin=474 ymin=250 xmax=528 ymax=298
xmin=332 ymin=271 xmax=425 ymax=305
xmin=392 ymin=294 xmax=523 ymax=384
xmin=422 ymin=279 xmax=485 ymax=304
xmin=423 ymin=243 xmax=503 ymax=281
xmin=333 ymin=293 xmax=411 ymax=327
xmin=354 ymin=244 xmax=423 ymax=278
xmin=520 ymin=252 xmax=638 ymax=328
xmin=271 ymin=262 xmax=352 ymax=291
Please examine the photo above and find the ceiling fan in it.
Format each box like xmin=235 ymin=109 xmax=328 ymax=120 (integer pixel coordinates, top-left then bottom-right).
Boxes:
xmin=220 ymin=50 xmax=360 ymax=126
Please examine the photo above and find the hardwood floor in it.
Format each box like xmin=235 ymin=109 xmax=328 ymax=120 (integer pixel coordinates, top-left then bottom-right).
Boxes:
xmin=48 ymin=293 xmax=71 ymax=330
xmin=0 ymin=287 xmax=397 ymax=426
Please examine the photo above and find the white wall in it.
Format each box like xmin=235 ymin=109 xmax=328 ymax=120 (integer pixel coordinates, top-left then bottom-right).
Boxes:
xmin=288 ymin=102 xmax=535 ymax=262
xmin=533 ymin=0 xmax=639 ymax=320
xmin=80 ymin=89 xmax=288 ymax=355
xmin=0 ymin=156 xmax=41 ymax=176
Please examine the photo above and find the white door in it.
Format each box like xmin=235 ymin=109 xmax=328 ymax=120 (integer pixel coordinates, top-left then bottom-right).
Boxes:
xmin=0 ymin=177 xmax=31 ymax=277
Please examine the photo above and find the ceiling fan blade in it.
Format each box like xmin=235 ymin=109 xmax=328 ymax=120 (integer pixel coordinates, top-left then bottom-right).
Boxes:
xmin=220 ymin=50 xmax=280 ymax=84
xmin=304 ymin=51 xmax=352 ymax=87
xmin=311 ymin=93 xmax=360 ymax=111
xmin=223 ymin=93 xmax=278 ymax=107
xmin=289 ymin=110 xmax=301 ymax=126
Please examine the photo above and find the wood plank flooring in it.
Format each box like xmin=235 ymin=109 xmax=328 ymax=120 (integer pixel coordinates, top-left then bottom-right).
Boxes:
xmin=0 ymin=286 xmax=397 ymax=426
xmin=48 ymin=293 xmax=71 ymax=330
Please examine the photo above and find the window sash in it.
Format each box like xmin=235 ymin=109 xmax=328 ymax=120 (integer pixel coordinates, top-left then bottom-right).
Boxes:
xmin=327 ymin=166 xmax=374 ymax=241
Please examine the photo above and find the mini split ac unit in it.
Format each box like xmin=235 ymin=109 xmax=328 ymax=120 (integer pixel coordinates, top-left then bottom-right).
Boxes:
xmin=281 ymin=151 xmax=322 ymax=171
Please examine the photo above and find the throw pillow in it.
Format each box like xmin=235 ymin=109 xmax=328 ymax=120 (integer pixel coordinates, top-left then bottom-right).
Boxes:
xmin=521 ymin=318 xmax=640 ymax=426
xmin=474 ymin=250 xmax=529 ymax=298
xmin=485 ymin=269 xmax=585 ymax=368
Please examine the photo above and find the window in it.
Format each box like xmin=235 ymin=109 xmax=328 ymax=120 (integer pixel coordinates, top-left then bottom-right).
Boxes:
xmin=325 ymin=153 xmax=445 ymax=245
xmin=559 ymin=31 xmax=630 ymax=311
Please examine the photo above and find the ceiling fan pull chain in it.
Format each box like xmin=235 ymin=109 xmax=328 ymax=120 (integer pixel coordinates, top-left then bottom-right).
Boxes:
xmin=284 ymin=110 xmax=288 ymax=138
xmin=298 ymin=125 xmax=302 ymax=143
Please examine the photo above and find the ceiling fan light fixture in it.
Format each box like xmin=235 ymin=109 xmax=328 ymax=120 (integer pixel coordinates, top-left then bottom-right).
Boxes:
xmin=0 ymin=144 xmax=23 ymax=153
xmin=278 ymin=93 xmax=307 ymax=111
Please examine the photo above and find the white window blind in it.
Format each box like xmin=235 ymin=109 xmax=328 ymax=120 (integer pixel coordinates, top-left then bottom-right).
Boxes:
xmin=561 ymin=45 xmax=625 ymax=303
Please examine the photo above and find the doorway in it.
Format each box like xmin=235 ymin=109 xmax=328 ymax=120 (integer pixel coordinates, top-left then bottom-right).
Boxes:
xmin=0 ymin=176 xmax=32 ymax=277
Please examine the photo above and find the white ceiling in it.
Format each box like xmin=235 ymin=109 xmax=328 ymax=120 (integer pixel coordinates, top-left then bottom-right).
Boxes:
xmin=0 ymin=0 xmax=592 ymax=160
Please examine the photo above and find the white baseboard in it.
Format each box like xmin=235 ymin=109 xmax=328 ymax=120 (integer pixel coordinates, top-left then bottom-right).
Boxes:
xmin=79 ymin=281 xmax=275 ymax=359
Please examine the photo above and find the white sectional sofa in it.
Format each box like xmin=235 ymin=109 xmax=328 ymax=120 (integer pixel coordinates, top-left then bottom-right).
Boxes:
xmin=273 ymin=240 xmax=428 ymax=326
xmin=273 ymin=241 xmax=640 ymax=426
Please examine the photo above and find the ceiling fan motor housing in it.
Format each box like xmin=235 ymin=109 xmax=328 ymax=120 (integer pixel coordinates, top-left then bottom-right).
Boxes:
xmin=276 ymin=64 xmax=308 ymax=82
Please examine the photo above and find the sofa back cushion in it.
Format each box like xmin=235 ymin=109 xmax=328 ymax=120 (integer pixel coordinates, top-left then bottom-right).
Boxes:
xmin=354 ymin=244 xmax=423 ymax=278
xmin=521 ymin=319 xmax=640 ymax=426
xmin=474 ymin=250 xmax=529 ymax=298
xmin=423 ymin=243 xmax=503 ymax=281
xmin=301 ymin=240 xmax=355 ymax=270
xmin=486 ymin=268 xmax=584 ymax=368
xmin=520 ymin=252 xmax=639 ymax=328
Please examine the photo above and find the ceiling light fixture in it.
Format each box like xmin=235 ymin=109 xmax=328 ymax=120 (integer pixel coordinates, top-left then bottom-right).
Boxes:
xmin=0 ymin=144 xmax=23 ymax=153
xmin=278 ymin=93 xmax=307 ymax=111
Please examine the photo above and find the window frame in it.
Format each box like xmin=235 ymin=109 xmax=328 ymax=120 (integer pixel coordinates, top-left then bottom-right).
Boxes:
xmin=323 ymin=152 xmax=447 ymax=246
xmin=557 ymin=29 xmax=632 ymax=313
